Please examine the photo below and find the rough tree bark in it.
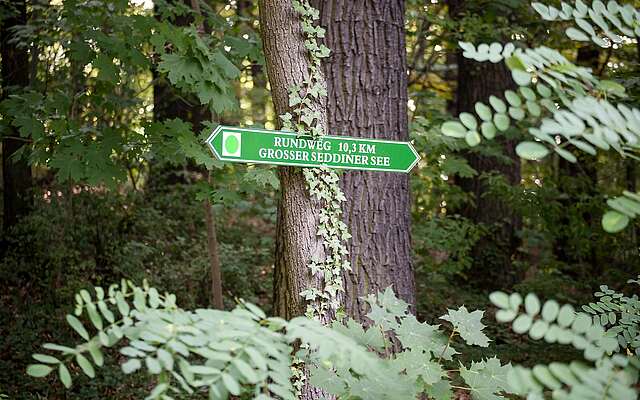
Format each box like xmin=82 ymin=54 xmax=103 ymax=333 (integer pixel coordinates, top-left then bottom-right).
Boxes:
xmin=1 ymin=0 xmax=33 ymax=234
xmin=259 ymin=0 xmax=328 ymax=321
xmin=259 ymin=2 xmax=332 ymax=398
xmin=449 ymin=0 xmax=522 ymax=288
xmin=313 ymin=0 xmax=415 ymax=319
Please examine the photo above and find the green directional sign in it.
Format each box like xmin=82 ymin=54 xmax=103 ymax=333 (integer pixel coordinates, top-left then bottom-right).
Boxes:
xmin=206 ymin=126 xmax=420 ymax=173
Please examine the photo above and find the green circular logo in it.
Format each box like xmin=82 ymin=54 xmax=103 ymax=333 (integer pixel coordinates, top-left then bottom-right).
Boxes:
xmin=224 ymin=135 xmax=239 ymax=154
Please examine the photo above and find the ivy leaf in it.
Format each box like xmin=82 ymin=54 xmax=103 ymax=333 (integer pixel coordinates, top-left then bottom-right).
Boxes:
xmin=441 ymin=306 xmax=490 ymax=347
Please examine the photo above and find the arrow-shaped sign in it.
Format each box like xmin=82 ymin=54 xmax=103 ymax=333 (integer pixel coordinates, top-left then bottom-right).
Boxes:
xmin=206 ymin=126 xmax=420 ymax=173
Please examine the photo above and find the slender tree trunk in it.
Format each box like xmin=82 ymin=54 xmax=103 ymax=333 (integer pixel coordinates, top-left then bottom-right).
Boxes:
xmin=259 ymin=0 xmax=328 ymax=322
xmin=205 ymin=172 xmax=224 ymax=309
xmin=449 ymin=0 xmax=522 ymax=288
xmin=194 ymin=0 xmax=224 ymax=309
xmin=1 ymin=0 xmax=33 ymax=234
xmin=313 ymin=0 xmax=415 ymax=319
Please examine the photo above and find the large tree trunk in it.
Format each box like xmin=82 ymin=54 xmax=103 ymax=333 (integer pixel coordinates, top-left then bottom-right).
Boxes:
xmin=1 ymin=0 xmax=33 ymax=234
xmin=449 ymin=0 xmax=522 ymax=288
xmin=313 ymin=0 xmax=415 ymax=319
xmin=260 ymin=2 xmax=332 ymax=398
xmin=259 ymin=0 xmax=328 ymax=322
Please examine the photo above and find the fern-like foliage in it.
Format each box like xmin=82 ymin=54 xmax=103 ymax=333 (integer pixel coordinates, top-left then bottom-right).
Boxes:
xmin=441 ymin=1 xmax=640 ymax=233
xmin=28 ymin=283 xmax=513 ymax=400
xmin=27 ymin=282 xmax=640 ymax=399
xmin=27 ymin=280 xmax=302 ymax=399
xmin=443 ymin=43 xmax=631 ymax=157
xmin=490 ymin=290 xmax=639 ymax=399
xmin=582 ymin=277 xmax=640 ymax=356
xmin=532 ymin=0 xmax=640 ymax=48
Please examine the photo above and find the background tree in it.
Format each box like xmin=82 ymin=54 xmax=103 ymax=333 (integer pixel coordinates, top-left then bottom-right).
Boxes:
xmin=1 ymin=0 xmax=33 ymax=235
xmin=447 ymin=0 xmax=524 ymax=288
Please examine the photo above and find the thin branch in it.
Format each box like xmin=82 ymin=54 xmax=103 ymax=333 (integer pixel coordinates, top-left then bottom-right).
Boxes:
xmin=1 ymin=136 xmax=32 ymax=143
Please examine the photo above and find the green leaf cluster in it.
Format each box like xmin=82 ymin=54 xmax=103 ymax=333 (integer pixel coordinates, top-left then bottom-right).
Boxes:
xmin=582 ymin=280 xmax=640 ymax=355
xmin=440 ymin=1 xmax=640 ymax=234
xmin=532 ymin=0 xmax=640 ymax=48
xmin=0 ymin=0 xmax=255 ymax=187
xmin=490 ymin=288 xmax=639 ymax=399
xmin=28 ymin=284 xmax=511 ymax=400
